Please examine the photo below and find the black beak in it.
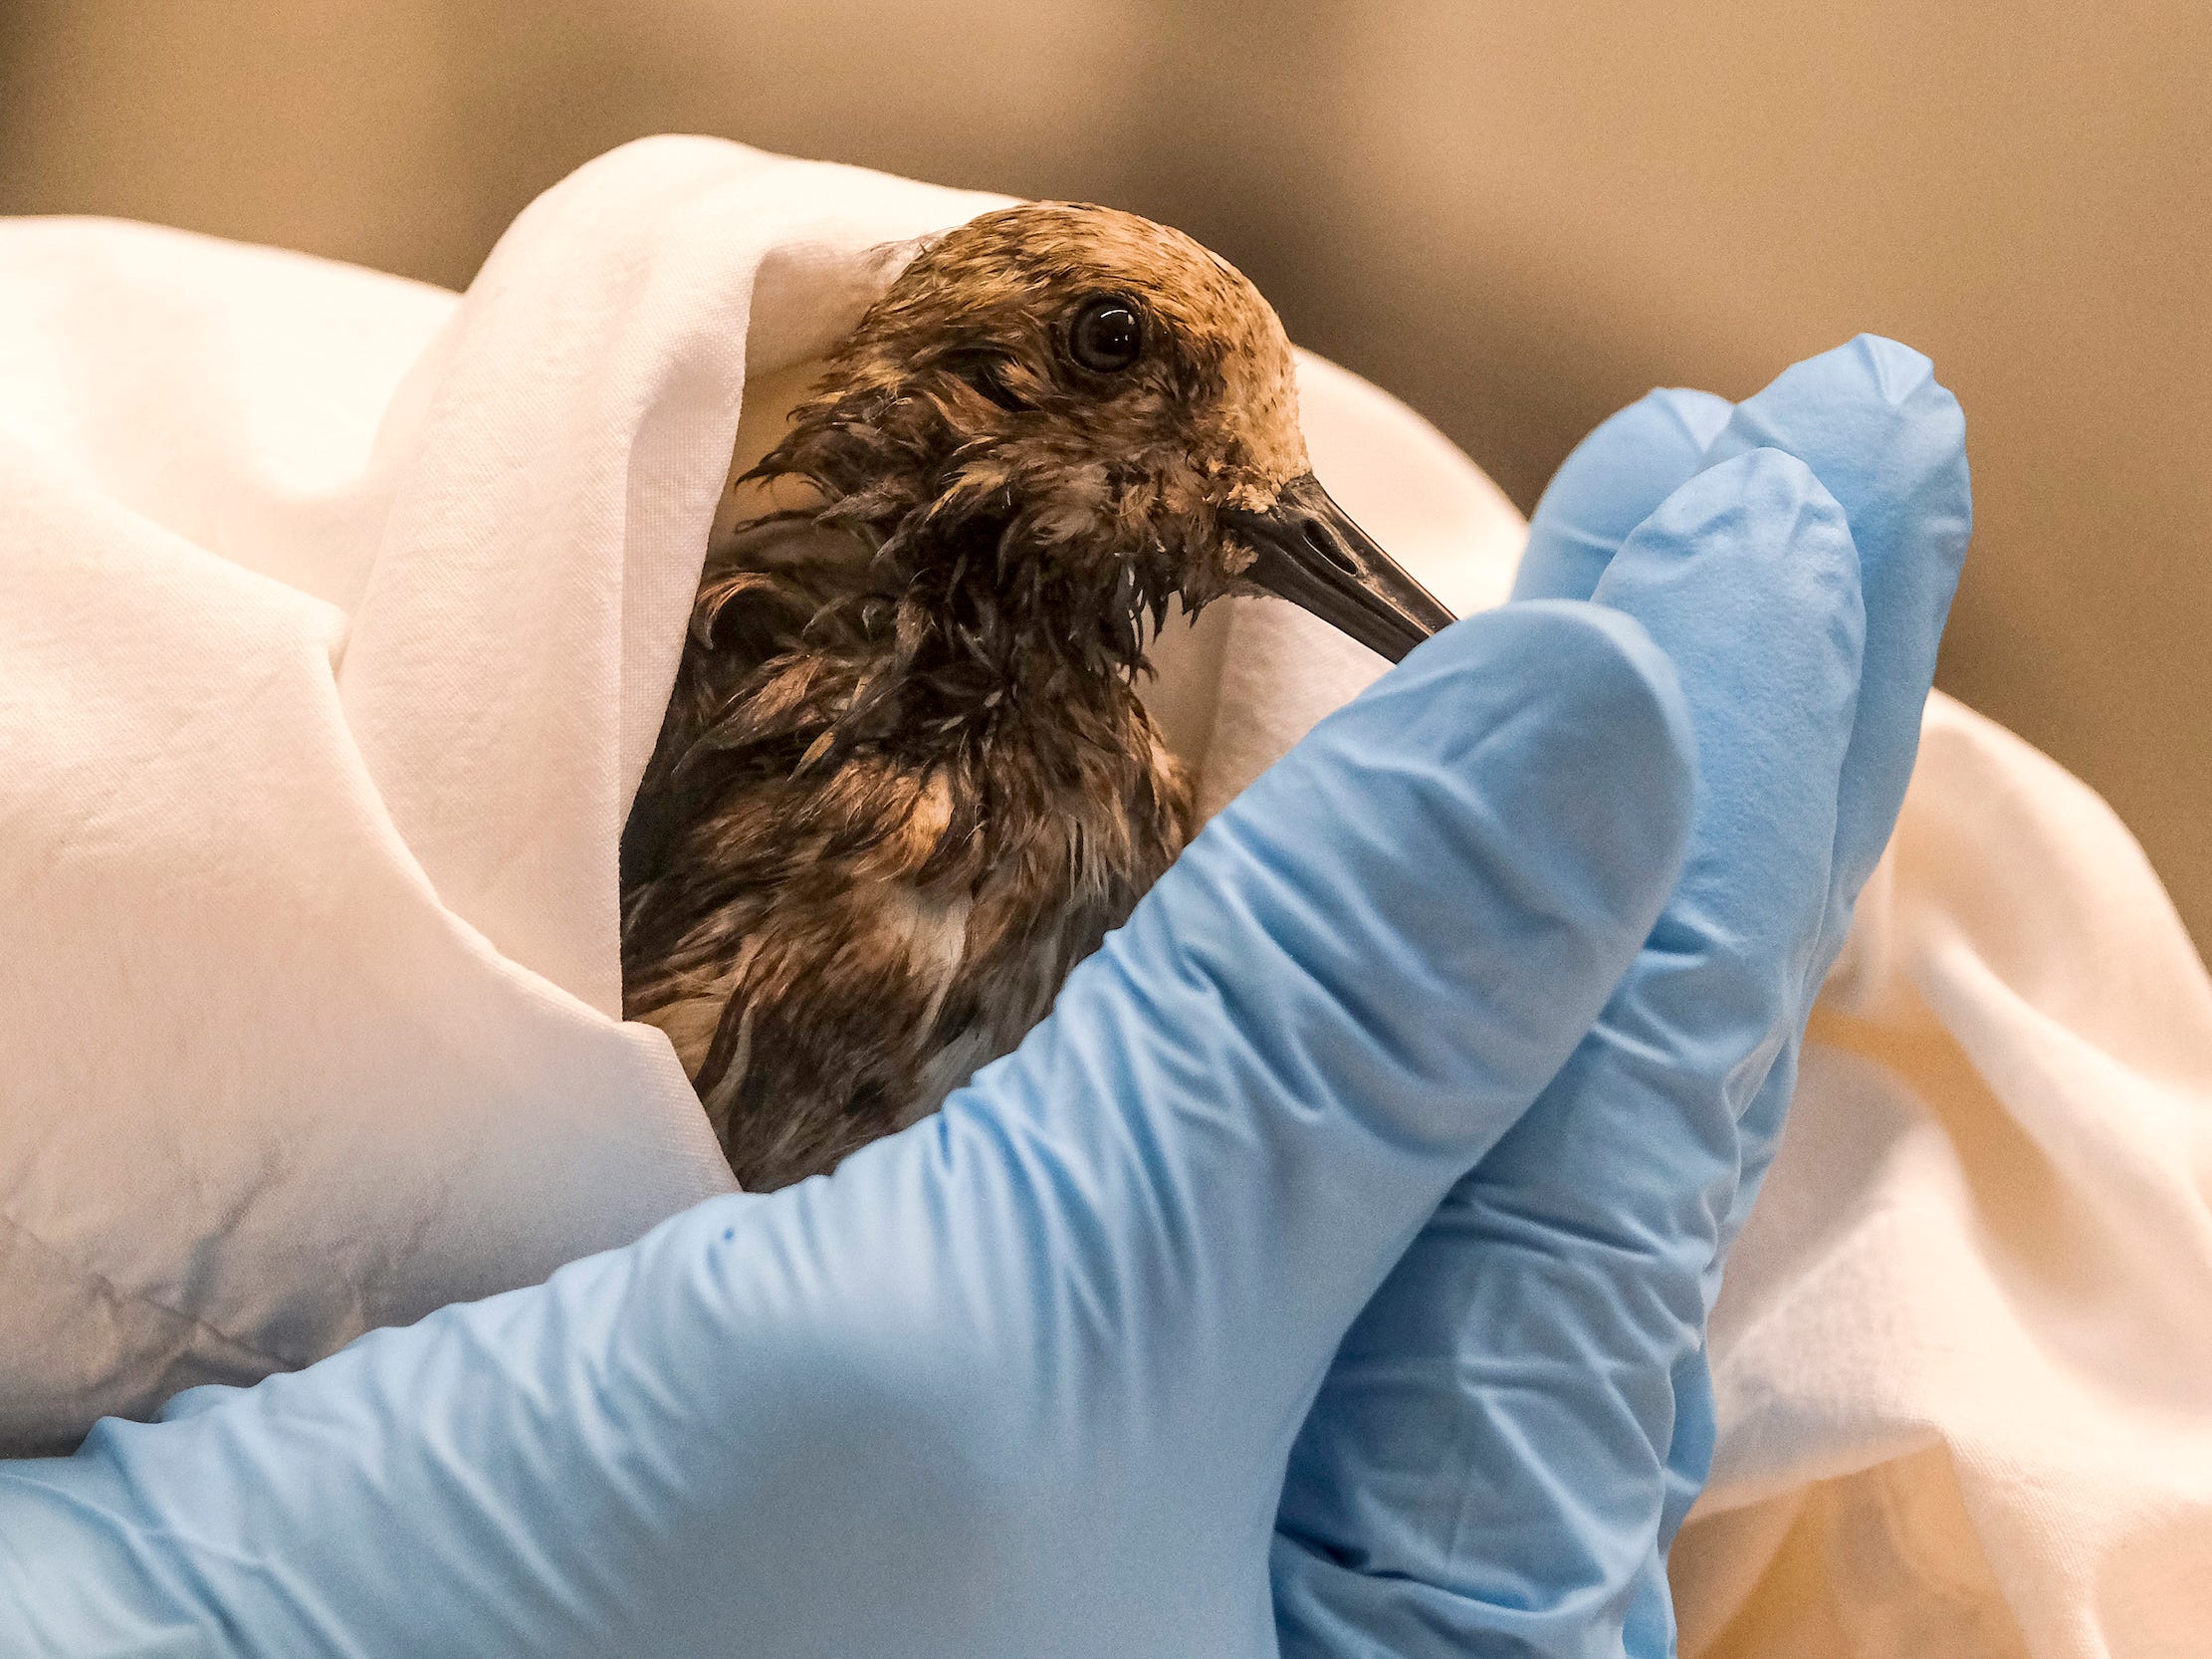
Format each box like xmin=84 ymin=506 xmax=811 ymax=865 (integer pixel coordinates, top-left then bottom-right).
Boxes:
xmin=1221 ymin=473 xmax=1457 ymax=664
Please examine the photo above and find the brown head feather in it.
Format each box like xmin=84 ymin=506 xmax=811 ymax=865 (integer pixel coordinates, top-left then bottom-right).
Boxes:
xmin=747 ymin=203 xmax=1310 ymax=680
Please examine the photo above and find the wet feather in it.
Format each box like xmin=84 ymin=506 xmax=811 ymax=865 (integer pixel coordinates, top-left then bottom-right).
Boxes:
xmin=620 ymin=201 xmax=1422 ymax=1190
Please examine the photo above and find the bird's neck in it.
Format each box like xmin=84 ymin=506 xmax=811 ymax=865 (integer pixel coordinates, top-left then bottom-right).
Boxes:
xmin=741 ymin=414 xmax=1178 ymax=760
xmin=832 ymin=520 xmax=1161 ymax=760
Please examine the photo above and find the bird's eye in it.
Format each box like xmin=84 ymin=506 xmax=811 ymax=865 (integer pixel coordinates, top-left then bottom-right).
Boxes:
xmin=1067 ymin=296 xmax=1144 ymax=374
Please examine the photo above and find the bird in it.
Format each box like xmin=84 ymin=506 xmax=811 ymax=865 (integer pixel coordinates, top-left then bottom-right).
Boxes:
xmin=619 ymin=202 xmax=1455 ymax=1191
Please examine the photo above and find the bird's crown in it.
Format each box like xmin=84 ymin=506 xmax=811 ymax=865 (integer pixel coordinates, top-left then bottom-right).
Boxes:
xmin=827 ymin=202 xmax=1309 ymax=492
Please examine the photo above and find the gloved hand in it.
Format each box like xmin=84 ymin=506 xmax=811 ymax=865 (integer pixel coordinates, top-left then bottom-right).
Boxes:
xmin=0 ymin=596 xmax=1696 ymax=1658
xmin=0 ymin=340 xmax=1936 ymax=1659
xmin=1274 ymin=336 xmax=1970 ymax=1658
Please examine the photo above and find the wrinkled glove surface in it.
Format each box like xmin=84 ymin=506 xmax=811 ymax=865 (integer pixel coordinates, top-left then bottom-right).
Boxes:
xmin=1276 ymin=336 xmax=1969 ymax=1659
xmin=0 ymin=339 xmax=1963 ymax=1659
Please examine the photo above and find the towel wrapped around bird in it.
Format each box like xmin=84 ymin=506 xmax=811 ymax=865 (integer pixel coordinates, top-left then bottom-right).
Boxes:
xmin=1 ymin=137 xmax=2208 ymax=1654
xmin=0 ymin=135 xmax=1506 ymax=1444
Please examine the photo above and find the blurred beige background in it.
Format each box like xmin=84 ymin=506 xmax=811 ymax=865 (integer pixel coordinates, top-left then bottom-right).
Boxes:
xmin=3 ymin=0 xmax=2205 ymax=954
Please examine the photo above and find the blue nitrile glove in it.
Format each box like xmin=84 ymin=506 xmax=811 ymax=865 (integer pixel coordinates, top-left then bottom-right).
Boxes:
xmin=0 ymin=603 xmax=1701 ymax=1656
xmin=1273 ymin=337 xmax=1970 ymax=1659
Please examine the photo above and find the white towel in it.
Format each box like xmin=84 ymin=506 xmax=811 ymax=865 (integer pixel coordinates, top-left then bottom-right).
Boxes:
xmin=1675 ymin=692 xmax=2212 ymax=1656
xmin=0 ymin=136 xmax=1511 ymax=1451
xmin=1 ymin=135 xmax=2204 ymax=1655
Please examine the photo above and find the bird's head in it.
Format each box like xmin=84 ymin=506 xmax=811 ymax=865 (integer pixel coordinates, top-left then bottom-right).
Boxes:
xmin=752 ymin=202 xmax=1454 ymax=668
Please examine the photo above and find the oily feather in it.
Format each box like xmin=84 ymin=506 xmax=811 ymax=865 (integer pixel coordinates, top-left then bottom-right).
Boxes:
xmin=622 ymin=510 xmax=1194 ymax=1189
xmin=622 ymin=202 xmax=1328 ymax=1190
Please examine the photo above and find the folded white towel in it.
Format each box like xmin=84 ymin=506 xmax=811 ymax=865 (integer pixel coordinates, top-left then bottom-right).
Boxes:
xmin=0 ymin=137 xmax=1510 ymax=1450
xmin=1677 ymin=691 xmax=2212 ymax=1655
xmin=1 ymin=134 xmax=2204 ymax=1656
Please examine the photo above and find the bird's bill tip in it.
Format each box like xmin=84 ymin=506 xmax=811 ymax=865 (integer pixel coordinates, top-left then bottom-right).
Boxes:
xmin=1223 ymin=474 xmax=1457 ymax=663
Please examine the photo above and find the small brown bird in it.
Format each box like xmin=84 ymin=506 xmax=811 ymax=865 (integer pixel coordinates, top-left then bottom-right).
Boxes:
xmin=620 ymin=203 xmax=1453 ymax=1189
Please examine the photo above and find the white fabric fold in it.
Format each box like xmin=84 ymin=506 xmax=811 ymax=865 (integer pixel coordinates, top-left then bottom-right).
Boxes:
xmin=0 ymin=134 xmax=2205 ymax=1655
xmin=1674 ymin=693 xmax=2212 ymax=1657
xmin=0 ymin=137 xmax=1511 ymax=1450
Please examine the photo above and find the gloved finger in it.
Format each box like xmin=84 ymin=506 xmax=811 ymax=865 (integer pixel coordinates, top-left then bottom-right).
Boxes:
xmin=1511 ymin=387 xmax=1733 ymax=602
xmin=1703 ymin=334 xmax=1970 ymax=913
xmin=1620 ymin=342 xmax=1970 ymax=1649
xmin=1276 ymin=449 xmax=1865 ymax=1659
xmin=0 ymin=602 xmax=1699 ymax=1659
xmin=1694 ymin=346 xmax=1967 ymax=1261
